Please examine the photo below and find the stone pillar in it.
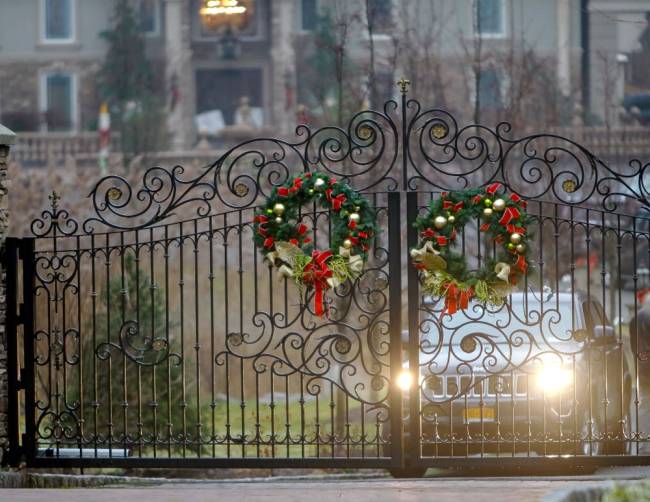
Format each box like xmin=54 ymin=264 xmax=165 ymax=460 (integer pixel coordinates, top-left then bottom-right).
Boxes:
xmin=0 ymin=123 xmax=16 ymax=465
xmin=557 ymin=0 xmax=571 ymax=97
xmin=270 ymin=0 xmax=297 ymax=134
xmin=165 ymin=0 xmax=196 ymax=150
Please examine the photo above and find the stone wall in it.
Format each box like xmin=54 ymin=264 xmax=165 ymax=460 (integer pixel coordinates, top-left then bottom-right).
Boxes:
xmin=0 ymin=124 xmax=15 ymax=465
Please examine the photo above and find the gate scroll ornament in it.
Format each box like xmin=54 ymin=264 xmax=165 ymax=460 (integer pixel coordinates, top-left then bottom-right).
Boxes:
xmin=253 ymin=171 xmax=378 ymax=316
xmin=411 ymin=182 xmax=531 ymax=314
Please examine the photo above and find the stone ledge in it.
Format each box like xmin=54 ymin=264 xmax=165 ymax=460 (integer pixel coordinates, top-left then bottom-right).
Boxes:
xmin=0 ymin=124 xmax=16 ymax=147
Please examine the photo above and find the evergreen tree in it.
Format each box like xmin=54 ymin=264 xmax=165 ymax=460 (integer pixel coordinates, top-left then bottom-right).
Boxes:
xmin=99 ymin=0 xmax=167 ymax=163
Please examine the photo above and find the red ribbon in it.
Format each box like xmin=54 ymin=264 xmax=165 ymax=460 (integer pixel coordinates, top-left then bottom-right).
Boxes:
xmin=442 ymin=200 xmax=464 ymax=213
xmin=297 ymin=223 xmax=308 ymax=235
xmin=326 ymin=191 xmax=346 ymax=211
xmin=254 ymin=215 xmax=268 ymax=224
xmin=498 ymin=206 xmax=521 ymax=226
xmin=486 ymin=183 xmax=502 ymax=195
xmin=303 ymin=250 xmax=334 ymax=316
xmin=258 ymin=226 xmax=268 ymax=236
xmin=472 ymin=195 xmax=483 ymax=204
xmin=264 ymin=237 xmax=274 ymax=249
xmin=506 ymin=224 xmax=525 ymax=235
xmin=515 ymin=254 xmax=527 ymax=274
xmin=420 ymin=228 xmax=448 ymax=246
xmin=277 ymin=187 xmax=289 ymax=197
xmin=443 ymin=284 xmax=474 ymax=315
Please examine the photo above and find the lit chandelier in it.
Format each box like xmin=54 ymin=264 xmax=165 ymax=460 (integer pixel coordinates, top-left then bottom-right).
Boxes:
xmin=200 ymin=0 xmax=251 ymax=30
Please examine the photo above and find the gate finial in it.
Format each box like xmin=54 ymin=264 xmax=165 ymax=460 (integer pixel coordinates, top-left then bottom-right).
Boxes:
xmin=48 ymin=190 xmax=60 ymax=211
xmin=396 ymin=76 xmax=411 ymax=94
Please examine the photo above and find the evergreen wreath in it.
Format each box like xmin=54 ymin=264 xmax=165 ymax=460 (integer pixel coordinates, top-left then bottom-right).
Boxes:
xmin=411 ymin=183 xmax=531 ymax=314
xmin=253 ymin=172 xmax=378 ymax=316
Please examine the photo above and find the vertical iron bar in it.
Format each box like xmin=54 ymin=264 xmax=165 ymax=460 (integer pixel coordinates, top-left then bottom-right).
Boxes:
xmin=5 ymin=238 xmax=20 ymax=466
xmin=21 ymin=238 xmax=37 ymax=463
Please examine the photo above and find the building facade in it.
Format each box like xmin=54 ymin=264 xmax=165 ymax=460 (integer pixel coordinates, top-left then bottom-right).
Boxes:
xmin=0 ymin=0 xmax=645 ymax=152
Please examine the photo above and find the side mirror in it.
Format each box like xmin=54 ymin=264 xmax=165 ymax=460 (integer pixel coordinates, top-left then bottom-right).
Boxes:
xmin=593 ymin=325 xmax=616 ymax=344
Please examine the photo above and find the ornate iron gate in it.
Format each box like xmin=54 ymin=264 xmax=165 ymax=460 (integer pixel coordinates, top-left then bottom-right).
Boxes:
xmin=4 ymin=87 xmax=650 ymax=471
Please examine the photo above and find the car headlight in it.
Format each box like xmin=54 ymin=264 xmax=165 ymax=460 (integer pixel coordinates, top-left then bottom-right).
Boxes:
xmin=535 ymin=365 xmax=573 ymax=395
xmin=397 ymin=370 xmax=413 ymax=391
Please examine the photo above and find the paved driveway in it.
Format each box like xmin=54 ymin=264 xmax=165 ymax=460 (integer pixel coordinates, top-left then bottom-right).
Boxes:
xmin=5 ymin=467 xmax=650 ymax=502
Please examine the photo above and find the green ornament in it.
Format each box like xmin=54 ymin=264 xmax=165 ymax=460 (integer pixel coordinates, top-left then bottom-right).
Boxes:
xmin=266 ymin=208 xmax=274 ymax=215
xmin=484 ymin=199 xmax=493 ymax=207
xmin=507 ymin=243 xmax=516 ymax=250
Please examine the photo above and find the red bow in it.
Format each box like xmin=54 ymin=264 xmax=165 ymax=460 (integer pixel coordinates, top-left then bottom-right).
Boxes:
xmin=254 ymin=215 xmax=268 ymax=224
xmin=297 ymin=223 xmax=308 ymax=235
xmin=264 ymin=237 xmax=274 ymax=249
xmin=325 ymin=189 xmax=346 ymax=211
xmin=472 ymin=195 xmax=483 ymax=204
xmin=303 ymin=250 xmax=334 ymax=316
xmin=498 ymin=206 xmax=521 ymax=226
xmin=486 ymin=183 xmax=502 ymax=195
xmin=444 ymin=283 xmax=474 ymax=315
xmin=421 ymin=228 xmax=448 ymax=246
xmin=277 ymin=187 xmax=289 ymax=197
xmin=442 ymin=200 xmax=464 ymax=213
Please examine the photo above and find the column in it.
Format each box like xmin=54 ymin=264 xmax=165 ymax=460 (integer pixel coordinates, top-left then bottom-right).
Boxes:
xmin=165 ymin=0 xmax=196 ymax=150
xmin=0 ymin=123 xmax=15 ymax=465
xmin=270 ymin=0 xmax=297 ymax=134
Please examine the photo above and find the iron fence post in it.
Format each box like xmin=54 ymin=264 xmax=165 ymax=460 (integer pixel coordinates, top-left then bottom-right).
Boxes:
xmin=20 ymin=237 xmax=36 ymax=464
xmin=387 ymin=191 xmax=404 ymax=468
xmin=4 ymin=238 xmax=20 ymax=466
xmin=406 ymin=191 xmax=421 ymax=465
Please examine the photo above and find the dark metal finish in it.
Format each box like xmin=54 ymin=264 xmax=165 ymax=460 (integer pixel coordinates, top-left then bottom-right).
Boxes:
xmin=4 ymin=94 xmax=650 ymax=469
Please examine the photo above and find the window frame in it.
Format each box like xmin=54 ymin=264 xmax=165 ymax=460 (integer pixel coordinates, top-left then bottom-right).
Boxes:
xmin=40 ymin=0 xmax=77 ymax=44
xmin=39 ymin=71 xmax=79 ymax=133
xmin=474 ymin=0 xmax=507 ymax=39
xmin=136 ymin=0 xmax=161 ymax=37
xmin=299 ymin=0 xmax=319 ymax=33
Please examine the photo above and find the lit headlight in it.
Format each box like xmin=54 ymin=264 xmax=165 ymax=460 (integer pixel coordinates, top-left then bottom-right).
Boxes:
xmin=535 ymin=365 xmax=573 ymax=395
xmin=397 ymin=371 xmax=413 ymax=391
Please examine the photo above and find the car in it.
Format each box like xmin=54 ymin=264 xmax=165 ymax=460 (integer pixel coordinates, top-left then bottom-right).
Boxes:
xmin=387 ymin=291 xmax=633 ymax=476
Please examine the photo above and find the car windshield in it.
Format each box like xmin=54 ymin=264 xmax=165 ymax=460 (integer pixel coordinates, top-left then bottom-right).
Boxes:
xmin=421 ymin=294 xmax=584 ymax=348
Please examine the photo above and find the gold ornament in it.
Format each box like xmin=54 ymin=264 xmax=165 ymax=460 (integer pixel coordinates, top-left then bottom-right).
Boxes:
xmin=349 ymin=212 xmax=361 ymax=223
xmin=507 ymin=242 xmax=516 ymax=250
xmin=447 ymin=215 xmax=455 ymax=223
xmin=483 ymin=207 xmax=494 ymax=217
xmin=343 ymin=239 xmax=353 ymax=249
xmin=484 ymin=199 xmax=493 ymax=207
xmin=515 ymin=243 xmax=526 ymax=253
xmin=273 ymin=203 xmax=285 ymax=216
xmin=354 ymin=206 xmax=360 ymax=211
xmin=275 ymin=217 xmax=283 ymax=224
xmin=509 ymin=233 xmax=522 ymax=244
xmin=494 ymin=262 xmax=511 ymax=282
xmin=492 ymin=198 xmax=506 ymax=212
xmin=433 ymin=215 xmax=448 ymax=229
xmin=314 ymin=178 xmax=326 ymax=189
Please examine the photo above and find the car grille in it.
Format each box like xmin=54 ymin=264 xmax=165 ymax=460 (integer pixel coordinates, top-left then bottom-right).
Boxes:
xmin=424 ymin=373 xmax=529 ymax=398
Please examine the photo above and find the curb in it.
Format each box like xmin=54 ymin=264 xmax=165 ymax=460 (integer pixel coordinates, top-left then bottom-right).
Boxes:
xmin=0 ymin=470 xmax=389 ymax=489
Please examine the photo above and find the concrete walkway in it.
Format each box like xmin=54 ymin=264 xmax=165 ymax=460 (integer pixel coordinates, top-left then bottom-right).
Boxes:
xmin=5 ymin=467 xmax=650 ymax=501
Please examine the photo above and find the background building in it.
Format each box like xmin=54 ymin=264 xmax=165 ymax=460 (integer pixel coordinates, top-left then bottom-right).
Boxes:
xmin=0 ymin=0 xmax=648 ymax=155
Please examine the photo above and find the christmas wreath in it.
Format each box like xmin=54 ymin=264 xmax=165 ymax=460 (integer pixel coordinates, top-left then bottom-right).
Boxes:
xmin=411 ymin=183 xmax=531 ymax=314
xmin=253 ymin=172 xmax=378 ymax=316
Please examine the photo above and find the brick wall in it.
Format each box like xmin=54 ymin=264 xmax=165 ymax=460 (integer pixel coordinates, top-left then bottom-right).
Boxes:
xmin=0 ymin=125 xmax=15 ymax=465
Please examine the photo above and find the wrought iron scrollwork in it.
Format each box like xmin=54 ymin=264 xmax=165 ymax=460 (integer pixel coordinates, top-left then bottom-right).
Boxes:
xmin=96 ymin=320 xmax=180 ymax=367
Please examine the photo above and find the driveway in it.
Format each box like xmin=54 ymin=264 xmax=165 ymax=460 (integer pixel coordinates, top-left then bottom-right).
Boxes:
xmin=5 ymin=467 xmax=650 ymax=501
